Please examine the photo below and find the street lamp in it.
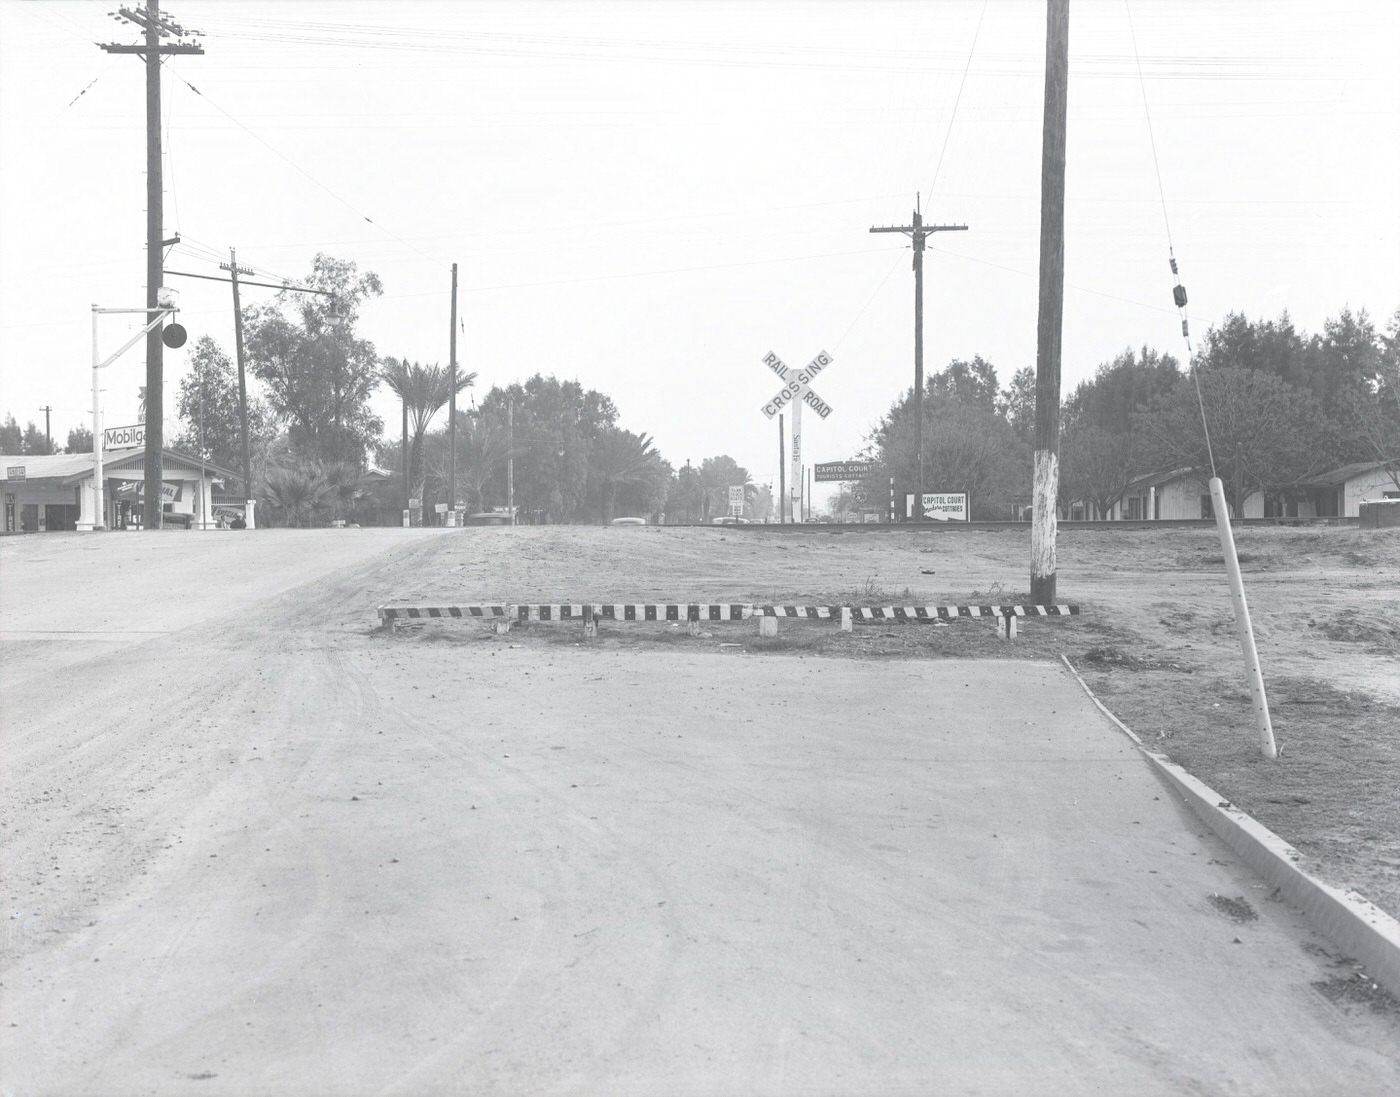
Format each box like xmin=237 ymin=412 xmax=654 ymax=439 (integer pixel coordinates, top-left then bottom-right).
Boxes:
xmin=87 ymin=291 xmax=183 ymax=531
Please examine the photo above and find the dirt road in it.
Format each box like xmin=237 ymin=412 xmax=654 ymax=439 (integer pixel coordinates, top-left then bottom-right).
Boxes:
xmin=2 ymin=527 xmax=1398 ymax=1095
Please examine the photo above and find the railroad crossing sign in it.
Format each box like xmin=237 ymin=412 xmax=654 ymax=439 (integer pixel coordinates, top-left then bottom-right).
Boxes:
xmin=758 ymin=349 xmax=837 ymax=521
xmin=758 ymin=350 xmax=834 ymax=421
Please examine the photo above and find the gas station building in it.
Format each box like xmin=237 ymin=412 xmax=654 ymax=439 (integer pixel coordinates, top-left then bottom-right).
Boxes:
xmin=2 ymin=446 xmax=246 ymax=532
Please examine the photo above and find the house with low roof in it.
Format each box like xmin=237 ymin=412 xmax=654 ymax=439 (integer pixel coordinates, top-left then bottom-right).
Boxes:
xmin=1 ymin=446 xmax=244 ymax=532
xmin=1300 ymin=459 xmax=1400 ymax=518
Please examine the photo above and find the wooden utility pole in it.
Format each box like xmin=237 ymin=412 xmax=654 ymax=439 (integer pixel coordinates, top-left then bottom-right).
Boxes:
xmin=448 ymin=263 xmax=459 ymax=519
xmin=38 ymin=406 xmax=53 ymax=453
xmin=402 ymin=400 xmax=410 ymax=522
xmin=222 ymin=249 xmax=254 ymax=499
xmin=100 ymin=2 xmax=202 ymax=528
xmin=870 ymin=200 xmax=967 ymax=520
xmin=1031 ymin=0 xmax=1069 ymax=604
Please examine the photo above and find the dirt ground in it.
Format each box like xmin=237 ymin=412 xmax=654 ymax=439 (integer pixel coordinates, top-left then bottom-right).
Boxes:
xmin=381 ymin=521 xmax=1400 ymax=919
xmin=3 ymin=523 xmax=1398 ymax=1095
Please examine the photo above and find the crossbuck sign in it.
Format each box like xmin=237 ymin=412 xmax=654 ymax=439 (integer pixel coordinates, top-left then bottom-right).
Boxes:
xmin=759 ymin=349 xmax=836 ymax=519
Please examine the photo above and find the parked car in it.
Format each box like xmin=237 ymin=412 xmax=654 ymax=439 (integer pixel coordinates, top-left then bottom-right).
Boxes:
xmin=609 ymin=516 xmax=646 ymax=526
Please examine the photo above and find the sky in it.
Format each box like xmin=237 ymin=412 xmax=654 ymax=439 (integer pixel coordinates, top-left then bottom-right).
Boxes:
xmin=1 ymin=0 xmax=1397 ymax=507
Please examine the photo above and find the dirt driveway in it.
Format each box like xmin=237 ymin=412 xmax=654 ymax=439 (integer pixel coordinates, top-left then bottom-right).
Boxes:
xmin=2 ymin=526 xmax=1397 ymax=1095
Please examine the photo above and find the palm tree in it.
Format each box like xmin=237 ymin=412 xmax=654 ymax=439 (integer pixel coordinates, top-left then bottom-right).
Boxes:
xmin=589 ymin=428 xmax=664 ymax=522
xmin=262 ymin=462 xmax=329 ymax=527
xmin=379 ymin=358 xmax=475 ymax=520
xmin=319 ymin=458 xmax=363 ymax=522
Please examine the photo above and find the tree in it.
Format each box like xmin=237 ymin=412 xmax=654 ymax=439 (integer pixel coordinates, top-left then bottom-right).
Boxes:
xmin=1335 ymin=306 xmax=1400 ymax=490
xmin=243 ymin=254 xmax=384 ymax=466
xmin=379 ymin=358 xmax=475 ymax=521
xmin=1059 ymin=424 xmax=1141 ymax=519
xmin=698 ymin=455 xmax=754 ymax=522
xmin=0 ymin=414 xmax=22 ymax=454
xmin=997 ymin=366 xmax=1036 ymax=440
xmin=588 ymin=428 xmax=667 ymax=523
xmin=665 ymin=462 xmax=705 ymax=524
xmin=870 ymin=387 xmax=1027 ymax=520
xmin=1135 ymin=367 xmax=1329 ymax=518
xmin=21 ymin=421 xmax=48 ymax=455
xmin=173 ymin=336 xmax=274 ymax=486
xmin=477 ymin=376 xmax=618 ymax=522
xmin=65 ymin=425 xmax=93 ymax=454
xmin=929 ymin=356 xmax=1000 ymax=412
xmin=261 ymin=462 xmax=329 ymax=528
xmin=318 ymin=459 xmax=365 ymax=523
xmin=419 ymin=409 xmax=513 ymax=515
xmin=1064 ymin=345 xmax=1180 ymax=435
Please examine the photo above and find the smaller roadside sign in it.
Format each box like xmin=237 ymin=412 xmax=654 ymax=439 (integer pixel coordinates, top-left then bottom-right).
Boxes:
xmin=408 ymin=497 xmax=422 ymax=509
xmin=814 ymin=461 xmax=873 ymax=482
xmin=5 ymin=466 xmax=25 ymax=481
xmin=919 ymin=492 xmax=968 ymax=521
xmin=728 ymin=485 xmax=744 ymax=515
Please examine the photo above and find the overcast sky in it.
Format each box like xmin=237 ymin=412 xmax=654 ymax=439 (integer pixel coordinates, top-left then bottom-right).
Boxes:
xmin=1 ymin=0 xmax=1397 ymax=502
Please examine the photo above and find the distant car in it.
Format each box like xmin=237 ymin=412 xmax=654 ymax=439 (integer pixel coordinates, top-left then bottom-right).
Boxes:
xmin=711 ymin=516 xmax=750 ymax=525
xmin=609 ymin=516 xmax=646 ymax=526
xmin=465 ymin=512 xmax=511 ymax=526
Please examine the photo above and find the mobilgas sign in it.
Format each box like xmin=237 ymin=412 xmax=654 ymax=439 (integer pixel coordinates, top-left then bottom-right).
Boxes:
xmin=103 ymin=423 xmax=145 ymax=449
xmin=814 ymin=461 xmax=874 ymax=482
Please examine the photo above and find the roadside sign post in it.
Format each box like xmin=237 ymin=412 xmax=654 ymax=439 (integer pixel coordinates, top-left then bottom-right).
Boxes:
xmin=758 ymin=349 xmax=835 ymax=522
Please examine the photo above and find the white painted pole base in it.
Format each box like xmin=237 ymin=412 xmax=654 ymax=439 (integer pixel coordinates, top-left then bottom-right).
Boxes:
xmin=840 ymin=607 xmax=852 ymax=632
xmin=997 ymin=614 xmax=1017 ymax=640
xmin=583 ymin=606 xmax=598 ymax=638
xmin=495 ymin=606 xmax=515 ymax=635
xmin=758 ymin=616 xmax=778 ymax=637
xmin=1209 ymin=477 xmax=1278 ymax=759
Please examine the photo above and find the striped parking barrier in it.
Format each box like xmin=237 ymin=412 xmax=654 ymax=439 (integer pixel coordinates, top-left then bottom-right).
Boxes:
xmin=378 ymin=603 xmax=1078 ymax=640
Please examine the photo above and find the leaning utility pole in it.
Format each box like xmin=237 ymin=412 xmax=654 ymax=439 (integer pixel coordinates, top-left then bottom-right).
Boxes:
xmin=448 ymin=263 xmax=459 ymax=519
xmin=870 ymin=199 xmax=967 ymax=520
xmin=100 ymin=2 xmax=203 ymax=528
xmin=1031 ymin=0 xmax=1069 ymax=604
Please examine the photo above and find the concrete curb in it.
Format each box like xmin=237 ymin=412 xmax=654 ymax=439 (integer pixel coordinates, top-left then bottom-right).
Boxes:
xmin=1061 ymin=654 xmax=1400 ymax=1001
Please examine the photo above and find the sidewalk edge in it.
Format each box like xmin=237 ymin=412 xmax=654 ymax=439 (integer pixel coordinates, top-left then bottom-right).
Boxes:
xmin=1060 ymin=654 xmax=1400 ymax=1000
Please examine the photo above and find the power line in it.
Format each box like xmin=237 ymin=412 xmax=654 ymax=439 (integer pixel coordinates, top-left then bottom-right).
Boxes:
xmin=162 ymin=64 xmax=446 ymax=270
xmin=924 ymin=0 xmax=988 ymax=201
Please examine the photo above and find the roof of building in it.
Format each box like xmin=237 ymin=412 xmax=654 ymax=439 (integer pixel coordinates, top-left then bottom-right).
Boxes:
xmin=0 ymin=446 xmax=238 ymax=484
xmin=1122 ymin=466 xmax=1199 ymax=492
xmin=1303 ymin=458 xmax=1400 ymax=487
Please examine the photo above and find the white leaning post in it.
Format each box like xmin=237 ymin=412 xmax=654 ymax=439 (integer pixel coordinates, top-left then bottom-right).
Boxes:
xmin=758 ymin=616 xmax=778 ymax=637
xmin=1208 ymin=476 xmax=1278 ymax=759
xmin=583 ymin=605 xmax=597 ymax=638
xmin=840 ymin=606 xmax=852 ymax=632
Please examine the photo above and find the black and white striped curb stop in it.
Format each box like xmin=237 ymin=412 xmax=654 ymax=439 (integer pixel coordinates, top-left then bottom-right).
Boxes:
xmin=377 ymin=603 xmax=1080 ymax=639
